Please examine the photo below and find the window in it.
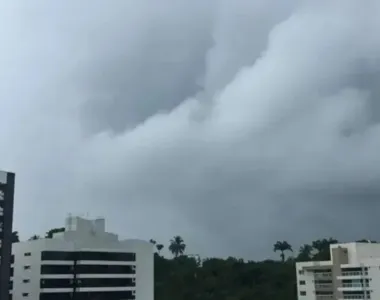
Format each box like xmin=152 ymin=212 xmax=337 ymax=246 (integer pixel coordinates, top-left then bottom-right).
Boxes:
xmin=299 ymin=280 xmax=306 ymax=285
xmin=24 ymin=252 xmax=31 ymax=257
xmin=23 ymin=266 xmax=31 ymax=270
xmin=76 ymin=278 xmax=135 ymax=288
xmin=298 ymin=270 xmax=304 ymax=275
xmin=300 ymin=291 xmax=306 ymax=296
xmin=22 ymin=293 xmax=29 ymax=297
xmin=76 ymin=264 xmax=135 ymax=274
xmin=41 ymin=265 xmax=73 ymax=275
xmin=41 ymin=251 xmax=74 ymax=261
xmin=77 ymin=251 xmax=136 ymax=262
xmin=23 ymin=279 xmax=30 ymax=283
xmin=40 ymin=279 xmax=73 ymax=289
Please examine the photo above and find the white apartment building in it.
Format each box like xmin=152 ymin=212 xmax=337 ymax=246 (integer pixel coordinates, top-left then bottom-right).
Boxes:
xmin=296 ymin=242 xmax=380 ymax=300
xmin=10 ymin=216 xmax=154 ymax=300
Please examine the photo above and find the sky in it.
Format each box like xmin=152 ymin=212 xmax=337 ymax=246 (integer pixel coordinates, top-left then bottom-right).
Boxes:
xmin=1 ymin=0 xmax=380 ymax=259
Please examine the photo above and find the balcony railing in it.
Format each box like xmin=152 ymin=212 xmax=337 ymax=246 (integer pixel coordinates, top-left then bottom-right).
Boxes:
xmin=316 ymin=295 xmax=334 ymax=299
xmin=314 ymin=272 xmax=333 ymax=279
xmin=341 ymin=271 xmax=368 ymax=277
xmin=315 ymin=283 xmax=333 ymax=289
xmin=342 ymin=296 xmax=366 ymax=299
xmin=341 ymin=283 xmax=369 ymax=288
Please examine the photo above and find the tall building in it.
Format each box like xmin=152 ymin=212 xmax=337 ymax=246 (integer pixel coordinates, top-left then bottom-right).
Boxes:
xmin=0 ymin=170 xmax=15 ymax=300
xmin=296 ymin=242 xmax=380 ymax=300
xmin=11 ymin=216 xmax=154 ymax=300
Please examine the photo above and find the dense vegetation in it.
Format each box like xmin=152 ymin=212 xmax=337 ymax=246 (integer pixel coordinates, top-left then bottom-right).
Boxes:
xmin=11 ymin=230 xmax=375 ymax=300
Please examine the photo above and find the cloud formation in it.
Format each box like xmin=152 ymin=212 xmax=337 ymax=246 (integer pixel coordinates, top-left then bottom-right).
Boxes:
xmin=1 ymin=0 xmax=380 ymax=258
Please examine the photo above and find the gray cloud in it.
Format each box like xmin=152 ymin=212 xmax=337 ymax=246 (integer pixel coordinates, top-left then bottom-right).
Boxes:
xmin=1 ymin=0 xmax=380 ymax=259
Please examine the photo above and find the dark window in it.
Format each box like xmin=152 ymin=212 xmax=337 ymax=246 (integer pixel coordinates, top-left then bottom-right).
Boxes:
xmin=39 ymin=293 xmax=72 ymax=300
xmin=40 ymin=279 xmax=73 ymax=289
xmin=22 ymin=293 xmax=29 ymax=297
xmin=9 ymin=281 xmax=13 ymax=290
xmin=41 ymin=265 xmax=73 ymax=275
xmin=300 ymin=291 xmax=306 ymax=296
xmin=76 ymin=264 xmax=135 ymax=274
xmin=24 ymin=252 xmax=31 ymax=257
xmin=299 ymin=280 xmax=306 ymax=285
xmin=23 ymin=279 xmax=30 ymax=283
xmin=24 ymin=266 xmax=31 ymax=270
xmin=77 ymin=277 xmax=135 ymax=288
xmin=75 ymin=291 xmax=135 ymax=300
xmin=298 ymin=270 xmax=304 ymax=275
xmin=77 ymin=251 xmax=135 ymax=261
xmin=10 ymin=267 xmax=13 ymax=276
xmin=41 ymin=251 xmax=75 ymax=261
xmin=10 ymin=255 xmax=14 ymax=264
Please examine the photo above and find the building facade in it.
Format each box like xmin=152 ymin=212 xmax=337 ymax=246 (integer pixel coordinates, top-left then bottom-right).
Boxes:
xmin=296 ymin=242 xmax=380 ymax=300
xmin=11 ymin=216 xmax=153 ymax=300
xmin=0 ymin=170 xmax=15 ymax=300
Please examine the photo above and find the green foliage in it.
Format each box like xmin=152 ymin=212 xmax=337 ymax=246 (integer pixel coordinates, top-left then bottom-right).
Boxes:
xmin=169 ymin=235 xmax=186 ymax=258
xmin=154 ymin=254 xmax=296 ymax=300
xmin=28 ymin=234 xmax=40 ymax=241
xmin=45 ymin=227 xmax=65 ymax=238
xmin=155 ymin=237 xmax=378 ymax=300
xmin=273 ymin=240 xmax=293 ymax=262
xmin=11 ymin=231 xmax=19 ymax=243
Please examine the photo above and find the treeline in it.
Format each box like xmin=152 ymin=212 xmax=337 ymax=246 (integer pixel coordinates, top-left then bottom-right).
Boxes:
xmin=12 ymin=230 xmax=376 ymax=300
xmin=153 ymin=236 xmax=376 ymax=300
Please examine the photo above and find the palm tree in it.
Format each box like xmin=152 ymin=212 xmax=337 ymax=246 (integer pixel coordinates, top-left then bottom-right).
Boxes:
xmin=28 ymin=235 xmax=40 ymax=241
xmin=169 ymin=236 xmax=186 ymax=258
xmin=273 ymin=241 xmax=293 ymax=262
xmin=156 ymin=244 xmax=164 ymax=255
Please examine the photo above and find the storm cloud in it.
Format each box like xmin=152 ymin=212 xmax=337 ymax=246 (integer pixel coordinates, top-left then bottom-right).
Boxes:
xmin=1 ymin=0 xmax=380 ymax=259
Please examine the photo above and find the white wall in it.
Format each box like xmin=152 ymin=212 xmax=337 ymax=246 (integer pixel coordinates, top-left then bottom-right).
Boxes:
xmin=12 ymin=238 xmax=75 ymax=300
xmin=296 ymin=263 xmax=316 ymax=300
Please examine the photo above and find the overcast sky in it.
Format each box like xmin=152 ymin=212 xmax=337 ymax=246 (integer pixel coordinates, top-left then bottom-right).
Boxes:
xmin=1 ymin=0 xmax=380 ymax=259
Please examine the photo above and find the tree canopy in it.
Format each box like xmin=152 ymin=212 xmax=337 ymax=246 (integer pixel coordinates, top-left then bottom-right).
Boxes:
xmin=21 ymin=227 xmax=376 ymax=300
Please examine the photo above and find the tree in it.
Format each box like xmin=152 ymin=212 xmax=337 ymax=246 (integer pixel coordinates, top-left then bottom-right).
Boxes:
xmin=297 ymin=244 xmax=313 ymax=262
xmin=311 ymin=238 xmax=338 ymax=261
xmin=356 ymin=239 xmax=377 ymax=243
xmin=150 ymin=239 xmax=157 ymax=245
xmin=169 ymin=236 xmax=186 ymax=258
xmin=156 ymin=244 xmax=164 ymax=255
xmin=273 ymin=241 xmax=293 ymax=262
xmin=28 ymin=234 xmax=40 ymax=241
xmin=45 ymin=227 xmax=65 ymax=238
xmin=11 ymin=231 xmax=19 ymax=243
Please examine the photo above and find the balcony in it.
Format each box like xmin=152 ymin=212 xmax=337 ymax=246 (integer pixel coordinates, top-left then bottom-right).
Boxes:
xmin=314 ymin=272 xmax=333 ymax=279
xmin=341 ymin=271 xmax=368 ymax=277
xmin=315 ymin=283 xmax=333 ymax=289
